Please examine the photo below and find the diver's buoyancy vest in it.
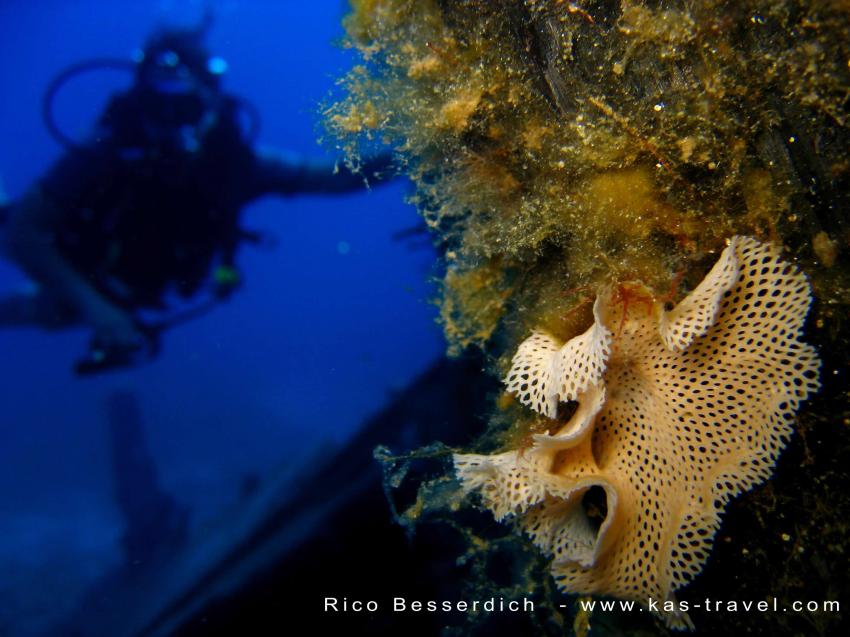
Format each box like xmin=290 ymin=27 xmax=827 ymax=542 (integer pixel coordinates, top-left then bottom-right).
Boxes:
xmin=47 ymin=93 xmax=251 ymax=308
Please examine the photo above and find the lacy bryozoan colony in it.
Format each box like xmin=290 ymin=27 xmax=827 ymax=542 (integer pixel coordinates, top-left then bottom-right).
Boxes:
xmin=455 ymin=236 xmax=820 ymax=629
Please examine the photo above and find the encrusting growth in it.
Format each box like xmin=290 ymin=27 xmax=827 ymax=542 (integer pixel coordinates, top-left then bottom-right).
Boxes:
xmin=326 ymin=1 xmax=847 ymax=631
xmin=455 ymin=236 xmax=820 ymax=629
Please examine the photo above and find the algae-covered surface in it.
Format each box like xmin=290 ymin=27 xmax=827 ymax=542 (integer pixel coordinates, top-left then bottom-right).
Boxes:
xmin=327 ymin=1 xmax=849 ymax=634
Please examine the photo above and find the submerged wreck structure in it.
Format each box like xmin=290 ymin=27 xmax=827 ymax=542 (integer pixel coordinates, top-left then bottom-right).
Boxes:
xmin=326 ymin=0 xmax=849 ymax=633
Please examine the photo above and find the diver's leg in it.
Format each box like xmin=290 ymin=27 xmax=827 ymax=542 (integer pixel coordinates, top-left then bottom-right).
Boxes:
xmin=0 ymin=287 xmax=81 ymax=329
xmin=106 ymin=391 xmax=189 ymax=564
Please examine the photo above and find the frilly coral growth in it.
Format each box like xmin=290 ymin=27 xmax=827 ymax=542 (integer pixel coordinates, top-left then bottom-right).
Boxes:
xmin=455 ymin=236 xmax=820 ymax=630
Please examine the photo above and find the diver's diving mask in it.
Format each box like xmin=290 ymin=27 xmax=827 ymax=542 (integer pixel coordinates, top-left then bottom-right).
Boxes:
xmin=138 ymin=47 xmax=228 ymax=96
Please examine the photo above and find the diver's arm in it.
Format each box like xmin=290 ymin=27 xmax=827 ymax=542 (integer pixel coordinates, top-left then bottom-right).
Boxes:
xmin=7 ymin=187 xmax=143 ymax=348
xmin=247 ymin=147 xmax=394 ymax=198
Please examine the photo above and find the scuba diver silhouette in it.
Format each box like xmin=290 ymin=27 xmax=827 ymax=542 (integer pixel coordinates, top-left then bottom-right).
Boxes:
xmin=0 ymin=21 xmax=392 ymax=374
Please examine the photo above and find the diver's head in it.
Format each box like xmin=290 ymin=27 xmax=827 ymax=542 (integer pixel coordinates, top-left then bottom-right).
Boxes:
xmin=134 ymin=25 xmax=228 ymax=147
xmin=137 ymin=27 xmax=226 ymax=95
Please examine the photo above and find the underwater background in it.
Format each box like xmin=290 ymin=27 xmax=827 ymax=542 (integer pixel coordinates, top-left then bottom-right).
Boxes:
xmin=0 ymin=1 xmax=847 ymax=636
xmin=0 ymin=2 xmax=445 ymax=634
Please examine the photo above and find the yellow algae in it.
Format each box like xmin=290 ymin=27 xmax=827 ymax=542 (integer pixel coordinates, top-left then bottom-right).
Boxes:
xmin=440 ymin=261 xmax=510 ymax=356
xmin=331 ymin=100 xmax=381 ymax=133
xmin=813 ymin=231 xmax=839 ymax=267
xmin=573 ymin=167 xmax=687 ymax=241
xmin=495 ymin=391 xmax=514 ymax=412
xmin=407 ymin=54 xmax=441 ymax=78
xmin=343 ymin=0 xmax=404 ymax=46
xmin=618 ymin=2 xmax=696 ymax=47
xmin=741 ymin=168 xmax=791 ymax=236
xmin=437 ymin=88 xmax=483 ymax=132
xmin=677 ymin=136 xmax=696 ymax=162
xmin=520 ymin=121 xmax=550 ymax=152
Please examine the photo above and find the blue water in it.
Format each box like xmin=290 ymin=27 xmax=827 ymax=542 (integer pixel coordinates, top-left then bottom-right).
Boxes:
xmin=0 ymin=2 xmax=444 ymax=633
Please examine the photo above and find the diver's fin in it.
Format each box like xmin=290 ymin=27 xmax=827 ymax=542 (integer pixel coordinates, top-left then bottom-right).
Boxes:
xmin=0 ymin=173 xmax=9 ymax=224
xmin=106 ymin=391 xmax=189 ymax=565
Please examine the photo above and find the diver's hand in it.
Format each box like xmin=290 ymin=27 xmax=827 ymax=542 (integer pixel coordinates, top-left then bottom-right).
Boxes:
xmin=74 ymin=303 xmax=156 ymax=375
xmin=89 ymin=304 xmax=147 ymax=354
